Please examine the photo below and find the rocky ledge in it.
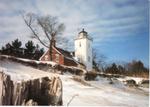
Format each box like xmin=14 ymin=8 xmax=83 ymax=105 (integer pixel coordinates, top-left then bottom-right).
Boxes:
xmin=0 ymin=71 xmax=62 ymax=105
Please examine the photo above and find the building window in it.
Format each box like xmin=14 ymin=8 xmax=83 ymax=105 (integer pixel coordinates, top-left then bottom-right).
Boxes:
xmin=55 ymin=54 xmax=59 ymax=63
xmin=78 ymin=58 xmax=80 ymax=62
xmin=88 ymin=56 xmax=90 ymax=62
xmin=45 ymin=55 xmax=48 ymax=61
xmin=79 ymin=42 xmax=81 ymax=47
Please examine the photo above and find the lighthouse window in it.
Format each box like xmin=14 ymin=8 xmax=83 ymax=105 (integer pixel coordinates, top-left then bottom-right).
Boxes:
xmin=45 ymin=55 xmax=48 ymax=61
xmin=88 ymin=56 xmax=90 ymax=62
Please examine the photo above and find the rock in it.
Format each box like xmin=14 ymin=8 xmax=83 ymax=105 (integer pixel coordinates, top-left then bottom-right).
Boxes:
xmin=0 ymin=72 xmax=13 ymax=105
xmin=107 ymin=78 xmax=113 ymax=84
xmin=124 ymin=79 xmax=137 ymax=87
xmin=139 ymin=80 xmax=149 ymax=88
xmin=72 ymin=76 xmax=91 ymax=86
xmin=0 ymin=71 xmax=62 ymax=105
xmin=23 ymin=99 xmax=38 ymax=106
xmin=85 ymin=71 xmax=97 ymax=80
xmin=141 ymin=80 xmax=149 ymax=84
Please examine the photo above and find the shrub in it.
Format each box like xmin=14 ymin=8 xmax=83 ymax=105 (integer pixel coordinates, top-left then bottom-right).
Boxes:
xmin=85 ymin=71 xmax=97 ymax=81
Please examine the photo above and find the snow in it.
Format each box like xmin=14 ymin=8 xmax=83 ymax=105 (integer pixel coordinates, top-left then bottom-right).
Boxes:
xmin=117 ymin=76 xmax=147 ymax=84
xmin=0 ymin=55 xmax=57 ymax=67
xmin=0 ymin=60 xmax=58 ymax=82
xmin=0 ymin=57 xmax=148 ymax=106
xmin=60 ymin=64 xmax=87 ymax=74
xmin=0 ymin=55 xmax=86 ymax=73
xmin=17 ymin=57 xmax=57 ymax=67
xmin=18 ymin=56 xmax=87 ymax=74
xmin=61 ymin=75 xmax=149 ymax=106
xmin=138 ymin=87 xmax=149 ymax=93
xmin=92 ymin=76 xmax=126 ymax=89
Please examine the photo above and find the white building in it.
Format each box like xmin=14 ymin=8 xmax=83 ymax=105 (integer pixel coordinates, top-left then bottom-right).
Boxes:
xmin=75 ymin=29 xmax=93 ymax=71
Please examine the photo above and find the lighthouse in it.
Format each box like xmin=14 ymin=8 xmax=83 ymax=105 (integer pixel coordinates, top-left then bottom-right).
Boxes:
xmin=75 ymin=29 xmax=93 ymax=71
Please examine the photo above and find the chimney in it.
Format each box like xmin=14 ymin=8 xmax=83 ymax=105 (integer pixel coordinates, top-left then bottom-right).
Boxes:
xmin=51 ymin=33 xmax=56 ymax=47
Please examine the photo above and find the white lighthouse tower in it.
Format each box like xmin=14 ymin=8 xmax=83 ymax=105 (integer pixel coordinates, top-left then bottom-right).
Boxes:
xmin=75 ymin=29 xmax=93 ymax=71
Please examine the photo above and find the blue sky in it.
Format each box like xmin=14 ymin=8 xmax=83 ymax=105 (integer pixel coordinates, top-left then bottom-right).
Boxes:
xmin=0 ymin=0 xmax=149 ymax=67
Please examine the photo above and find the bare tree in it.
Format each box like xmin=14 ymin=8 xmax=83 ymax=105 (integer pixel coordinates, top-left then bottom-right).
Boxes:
xmin=93 ymin=49 xmax=107 ymax=72
xmin=22 ymin=13 xmax=66 ymax=60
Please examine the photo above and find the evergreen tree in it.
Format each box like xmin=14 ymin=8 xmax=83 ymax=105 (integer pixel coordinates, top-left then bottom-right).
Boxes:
xmin=118 ymin=65 xmax=125 ymax=74
xmin=25 ymin=41 xmax=35 ymax=59
xmin=33 ymin=44 xmax=44 ymax=60
xmin=4 ymin=43 xmax=13 ymax=55
xmin=105 ymin=63 xmax=119 ymax=74
xmin=111 ymin=63 xmax=119 ymax=74
xmin=126 ymin=60 xmax=148 ymax=77
xmin=12 ymin=39 xmax=22 ymax=49
xmin=1 ymin=39 xmax=44 ymax=60
xmin=11 ymin=39 xmax=22 ymax=57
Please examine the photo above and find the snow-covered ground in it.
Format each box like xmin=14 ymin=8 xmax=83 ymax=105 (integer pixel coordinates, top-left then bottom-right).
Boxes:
xmin=0 ymin=55 xmax=87 ymax=74
xmin=0 ymin=55 xmax=58 ymax=66
xmin=61 ymin=74 xmax=149 ymax=106
xmin=0 ymin=59 xmax=149 ymax=106
xmin=0 ymin=60 xmax=58 ymax=82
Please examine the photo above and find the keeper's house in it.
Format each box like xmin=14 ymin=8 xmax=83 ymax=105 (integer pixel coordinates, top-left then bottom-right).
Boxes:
xmin=39 ymin=29 xmax=93 ymax=71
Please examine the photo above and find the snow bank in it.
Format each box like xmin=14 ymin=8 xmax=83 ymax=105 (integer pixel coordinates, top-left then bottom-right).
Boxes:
xmin=0 ymin=55 xmax=57 ymax=66
xmin=117 ymin=76 xmax=148 ymax=84
xmin=0 ymin=55 xmax=86 ymax=75
xmin=89 ymin=76 xmax=126 ymax=90
xmin=61 ymin=75 xmax=149 ymax=106
xmin=14 ymin=56 xmax=57 ymax=67
xmin=0 ymin=68 xmax=63 ymax=105
xmin=0 ymin=67 xmax=31 ymax=83
xmin=0 ymin=59 xmax=58 ymax=83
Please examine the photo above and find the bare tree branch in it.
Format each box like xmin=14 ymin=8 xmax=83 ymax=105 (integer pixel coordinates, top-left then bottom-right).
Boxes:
xmin=22 ymin=12 xmax=68 ymax=52
xmin=67 ymin=94 xmax=78 ymax=106
xmin=37 ymin=17 xmax=51 ymax=42
xmin=93 ymin=48 xmax=107 ymax=72
xmin=22 ymin=13 xmax=49 ymax=48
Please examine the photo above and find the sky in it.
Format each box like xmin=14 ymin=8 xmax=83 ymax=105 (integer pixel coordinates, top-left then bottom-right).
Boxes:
xmin=0 ymin=0 xmax=149 ymax=67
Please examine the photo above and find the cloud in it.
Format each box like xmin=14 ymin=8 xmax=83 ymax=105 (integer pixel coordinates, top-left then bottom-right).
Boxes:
xmin=0 ymin=0 xmax=148 ymax=51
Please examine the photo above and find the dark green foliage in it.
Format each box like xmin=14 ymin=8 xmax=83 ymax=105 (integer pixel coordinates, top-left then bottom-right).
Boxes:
xmin=25 ymin=41 xmax=35 ymax=52
xmin=0 ymin=39 xmax=44 ymax=60
xmin=118 ymin=65 xmax=126 ymax=74
xmin=33 ymin=45 xmax=44 ymax=60
xmin=3 ymin=39 xmax=23 ymax=57
xmin=25 ymin=41 xmax=36 ymax=59
xmin=1 ymin=43 xmax=13 ymax=55
xmin=12 ymin=39 xmax=22 ymax=49
xmin=105 ymin=61 xmax=149 ymax=78
xmin=105 ymin=63 xmax=119 ymax=74
xmin=93 ymin=60 xmax=99 ymax=72
xmin=125 ymin=60 xmax=149 ymax=78
xmin=11 ymin=39 xmax=22 ymax=57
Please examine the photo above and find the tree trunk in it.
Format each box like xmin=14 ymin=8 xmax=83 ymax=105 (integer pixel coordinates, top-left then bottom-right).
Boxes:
xmin=49 ymin=43 xmax=52 ymax=61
